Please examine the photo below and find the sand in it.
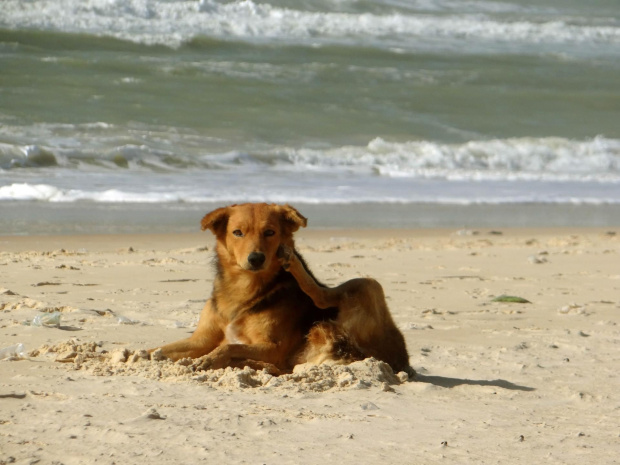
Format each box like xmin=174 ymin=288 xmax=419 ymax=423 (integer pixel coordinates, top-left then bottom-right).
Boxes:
xmin=1 ymin=228 xmax=619 ymax=464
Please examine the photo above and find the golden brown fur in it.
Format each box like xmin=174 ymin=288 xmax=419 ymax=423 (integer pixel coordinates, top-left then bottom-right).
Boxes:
xmin=153 ymin=203 xmax=411 ymax=376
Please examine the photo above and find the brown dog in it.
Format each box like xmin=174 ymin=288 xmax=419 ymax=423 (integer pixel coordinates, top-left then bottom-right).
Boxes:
xmin=153 ymin=203 xmax=412 ymax=376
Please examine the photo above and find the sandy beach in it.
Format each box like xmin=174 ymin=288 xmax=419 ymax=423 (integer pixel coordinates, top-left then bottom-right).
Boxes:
xmin=1 ymin=227 xmax=619 ymax=464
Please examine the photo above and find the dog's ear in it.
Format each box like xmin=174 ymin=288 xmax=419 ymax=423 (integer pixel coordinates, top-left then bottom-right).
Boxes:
xmin=278 ymin=204 xmax=307 ymax=233
xmin=201 ymin=206 xmax=230 ymax=236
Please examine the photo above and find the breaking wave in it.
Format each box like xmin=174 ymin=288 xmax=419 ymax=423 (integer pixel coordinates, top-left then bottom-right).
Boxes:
xmin=2 ymin=0 xmax=619 ymax=53
xmin=2 ymin=133 xmax=619 ymax=182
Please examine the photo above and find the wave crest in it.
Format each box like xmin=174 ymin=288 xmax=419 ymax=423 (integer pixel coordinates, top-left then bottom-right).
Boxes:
xmin=2 ymin=133 xmax=620 ymax=182
xmin=283 ymin=136 xmax=620 ymax=181
xmin=2 ymin=0 xmax=619 ymax=51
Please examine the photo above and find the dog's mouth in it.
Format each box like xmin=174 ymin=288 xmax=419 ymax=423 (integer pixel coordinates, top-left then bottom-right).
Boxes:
xmin=244 ymin=263 xmax=264 ymax=272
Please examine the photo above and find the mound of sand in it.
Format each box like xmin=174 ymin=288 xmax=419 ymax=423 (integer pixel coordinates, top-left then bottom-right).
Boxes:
xmin=30 ymin=339 xmax=409 ymax=393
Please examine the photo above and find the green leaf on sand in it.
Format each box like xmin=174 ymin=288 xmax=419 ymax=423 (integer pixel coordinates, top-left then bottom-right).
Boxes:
xmin=492 ymin=295 xmax=531 ymax=304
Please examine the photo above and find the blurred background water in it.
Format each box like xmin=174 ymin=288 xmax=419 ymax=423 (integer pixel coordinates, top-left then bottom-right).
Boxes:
xmin=1 ymin=0 xmax=619 ymax=234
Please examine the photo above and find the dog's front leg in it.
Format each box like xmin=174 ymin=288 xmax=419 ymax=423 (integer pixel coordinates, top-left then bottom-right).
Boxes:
xmin=151 ymin=299 xmax=224 ymax=360
xmin=192 ymin=342 xmax=280 ymax=371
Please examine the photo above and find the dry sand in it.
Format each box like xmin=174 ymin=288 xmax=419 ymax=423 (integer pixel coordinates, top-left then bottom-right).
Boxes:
xmin=1 ymin=228 xmax=619 ymax=464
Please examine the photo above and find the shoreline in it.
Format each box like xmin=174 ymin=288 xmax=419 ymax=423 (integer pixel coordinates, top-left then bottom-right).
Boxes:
xmin=3 ymin=201 xmax=620 ymax=236
xmin=2 ymin=225 xmax=618 ymax=253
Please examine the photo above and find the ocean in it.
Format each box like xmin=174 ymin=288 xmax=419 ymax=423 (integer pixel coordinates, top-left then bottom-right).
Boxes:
xmin=1 ymin=0 xmax=620 ymax=234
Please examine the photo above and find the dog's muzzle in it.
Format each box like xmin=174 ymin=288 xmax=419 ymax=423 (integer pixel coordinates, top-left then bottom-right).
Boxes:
xmin=247 ymin=252 xmax=266 ymax=271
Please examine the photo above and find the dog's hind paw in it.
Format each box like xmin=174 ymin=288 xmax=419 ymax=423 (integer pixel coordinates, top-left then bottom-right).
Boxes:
xmin=277 ymin=244 xmax=293 ymax=270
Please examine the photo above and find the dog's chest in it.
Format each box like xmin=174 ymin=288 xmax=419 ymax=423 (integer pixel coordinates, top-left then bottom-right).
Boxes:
xmin=224 ymin=320 xmax=249 ymax=345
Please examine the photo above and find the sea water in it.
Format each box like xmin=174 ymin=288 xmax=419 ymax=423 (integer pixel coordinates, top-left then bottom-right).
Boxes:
xmin=1 ymin=0 xmax=619 ymax=233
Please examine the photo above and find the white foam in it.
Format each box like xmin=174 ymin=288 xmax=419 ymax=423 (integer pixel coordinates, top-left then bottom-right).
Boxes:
xmin=2 ymin=133 xmax=620 ymax=206
xmin=0 ymin=183 xmax=183 ymax=203
xmin=1 ymin=180 xmax=619 ymax=206
xmin=1 ymin=0 xmax=619 ymax=51
xmin=283 ymin=136 xmax=620 ymax=182
xmin=0 ymin=183 xmax=65 ymax=201
xmin=2 ymin=132 xmax=620 ymax=182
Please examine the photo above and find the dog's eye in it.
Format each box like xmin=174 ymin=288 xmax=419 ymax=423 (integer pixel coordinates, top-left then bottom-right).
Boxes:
xmin=232 ymin=230 xmax=244 ymax=237
xmin=264 ymin=229 xmax=275 ymax=237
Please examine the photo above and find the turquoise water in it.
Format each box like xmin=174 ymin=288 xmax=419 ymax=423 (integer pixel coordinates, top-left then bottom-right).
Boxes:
xmin=1 ymin=0 xmax=619 ymax=233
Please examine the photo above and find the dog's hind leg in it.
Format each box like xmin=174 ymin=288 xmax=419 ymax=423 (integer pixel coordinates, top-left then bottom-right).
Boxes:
xmin=278 ymin=245 xmax=342 ymax=309
xmin=280 ymin=245 xmax=411 ymax=374
xmin=278 ymin=245 xmax=391 ymax=324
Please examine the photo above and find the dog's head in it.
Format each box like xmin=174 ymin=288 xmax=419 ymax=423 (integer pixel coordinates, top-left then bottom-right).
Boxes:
xmin=201 ymin=203 xmax=307 ymax=273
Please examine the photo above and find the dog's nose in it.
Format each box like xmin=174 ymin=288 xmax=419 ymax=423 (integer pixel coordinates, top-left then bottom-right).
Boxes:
xmin=247 ymin=252 xmax=266 ymax=270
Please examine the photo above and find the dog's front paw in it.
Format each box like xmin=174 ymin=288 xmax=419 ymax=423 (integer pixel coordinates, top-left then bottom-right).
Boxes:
xmin=277 ymin=244 xmax=293 ymax=270
xmin=149 ymin=348 xmax=167 ymax=361
xmin=192 ymin=349 xmax=231 ymax=371
xmin=191 ymin=355 xmax=214 ymax=371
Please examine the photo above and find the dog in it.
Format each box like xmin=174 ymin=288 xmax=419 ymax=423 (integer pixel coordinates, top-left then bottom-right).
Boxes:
xmin=153 ymin=203 xmax=412 ymax=376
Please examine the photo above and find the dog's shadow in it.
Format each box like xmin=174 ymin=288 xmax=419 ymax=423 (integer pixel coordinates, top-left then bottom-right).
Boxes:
xmin=413 ymin=373 xmax=535 ymax=392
